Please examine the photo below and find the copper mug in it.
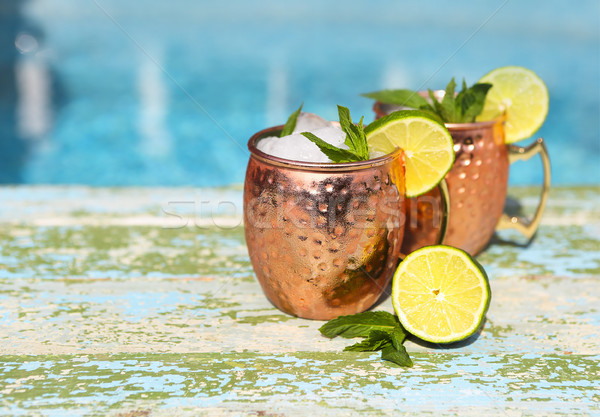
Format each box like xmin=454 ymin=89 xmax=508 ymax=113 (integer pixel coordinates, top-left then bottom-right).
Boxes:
xmin=374 ymin=98 xmax=551 ymax=255
xmin=244 ymin=125 xmax=408 ymax=320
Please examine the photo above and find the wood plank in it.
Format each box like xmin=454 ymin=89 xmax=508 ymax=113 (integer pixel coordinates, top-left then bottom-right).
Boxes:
xmin=0 ymin=186 xmax=598 ymax=415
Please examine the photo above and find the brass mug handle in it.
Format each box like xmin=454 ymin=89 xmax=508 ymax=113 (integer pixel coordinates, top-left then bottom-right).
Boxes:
xmin=496 ymin=137 xmax=551 ymax=239
xmin=437 ymin=178 xmax=451 ymax=245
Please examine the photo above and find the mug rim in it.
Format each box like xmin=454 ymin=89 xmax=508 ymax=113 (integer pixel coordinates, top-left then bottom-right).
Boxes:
xmin=445 ymin=115 xmax=505 ymax=131
xmin=248 ymin=124 xmax=404 ymax=172
xmin=373 ymin=89 xmax=506 ymax=130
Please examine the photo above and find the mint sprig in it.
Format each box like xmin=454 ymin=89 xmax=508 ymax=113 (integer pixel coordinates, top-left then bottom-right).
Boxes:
xmin=280 ymin=103 xmax=303 ymax=137
xmin=337 ymin=105 xmax=369 ymax=160
xmin=344 ymin=329 xmax=398 ymax=351
xmin=300 ymin=105 xmax=370 ymax=163
xmin=319 ymin=311 xmax=413 ymax=367
xmin=361 ymin=89 xmax=430 ymax=109
xmin=362 ymin=78 xmax=492 ymax=123
xmin=320 ymin=310 xmax=399 ymax=338
xmin=381 ymin=344 xmax=412 ymax=367
xmin=301 ymin=132 xmax=362 ymax=163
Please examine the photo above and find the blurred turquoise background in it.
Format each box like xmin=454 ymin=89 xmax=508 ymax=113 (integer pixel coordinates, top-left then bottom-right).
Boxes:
xmin=0 ymin=0 xmax=598 ymax=185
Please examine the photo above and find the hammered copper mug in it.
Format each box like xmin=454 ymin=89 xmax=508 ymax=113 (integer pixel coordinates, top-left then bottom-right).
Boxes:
xmin=244 ymin=125 xmax=408 ymax=320
xmin=374 ymin=97 xmax=551 ymax=256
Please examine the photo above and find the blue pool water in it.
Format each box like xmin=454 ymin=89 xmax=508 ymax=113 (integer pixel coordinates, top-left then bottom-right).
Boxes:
xmin=0 ymin=0 xmax=598 ymax=186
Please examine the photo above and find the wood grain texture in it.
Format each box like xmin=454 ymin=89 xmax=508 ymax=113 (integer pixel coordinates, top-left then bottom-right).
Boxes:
xmin=0 ymin=186 xmax=599 ymax=416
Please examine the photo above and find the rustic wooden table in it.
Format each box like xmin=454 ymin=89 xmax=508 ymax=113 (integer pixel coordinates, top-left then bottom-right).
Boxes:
xmin=0 ymin=185 xmax=598 ymax=416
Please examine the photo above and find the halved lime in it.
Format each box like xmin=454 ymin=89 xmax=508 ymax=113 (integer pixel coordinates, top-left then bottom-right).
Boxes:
xmin=477 ymin=66 xmax=549 ymax=144
xmin=365 ymin=110 xmax=454 ymax=198
xmin=391 ymin=245 xmax=491 ymax=344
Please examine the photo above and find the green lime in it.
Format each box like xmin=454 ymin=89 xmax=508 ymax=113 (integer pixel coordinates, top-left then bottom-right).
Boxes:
xmin=365 ymin=110 xmax=454 ymax=198
xmin=391 ymin=245 xmax=491 ymax=343
xmin=477 ymin=66 xmax=549 ymax=143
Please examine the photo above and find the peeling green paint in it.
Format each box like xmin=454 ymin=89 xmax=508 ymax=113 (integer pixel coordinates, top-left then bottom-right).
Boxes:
xmin=0 ymin=225 xmax=252 ymax=278
xmin=236 ymin=314 xmax=297 ymax=325
xmin=483 ymin=322 xmax=514 ymax=338
xmin=0 ymin=186 xmax=599 ymax=416
xmin=0 ymin=352 xmax=598 ymax=411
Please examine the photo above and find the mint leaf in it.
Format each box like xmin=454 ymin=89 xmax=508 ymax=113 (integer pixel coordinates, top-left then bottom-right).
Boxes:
xmin=344 ymin=330 xmax=392 ymax=352
xmin=319 ymin=311 xmax=400 ymax=338
xmin=454 ymin=79 xmax=471 ymax=122
xmin=280 ymin=103 xmax=303 ymax=137
xmin=381 ymin=344 xmax=413 ymax=367
xmin=390 ymin=326 xmax=406 ymax=349
xmin=300 ymin=106 xmax=370 ymax=163
xmin=440 ymin=78 xmax=457 ymax=122
xmin=301 ymin=132 xmax=362 ymax=163
xmin=338 ymin=105 xmax=359 ymax=149
xmin=414 ymin=107 xmax=445 ymax=124
xmin=457 ymin=82 xmax=492 ymax=122
xmin=361 ymin=89 xmax=431 ymax=109
xmin=362 ymin=77 xmax=493 ymax=124
xmin=320 ymin=311 xmax=413 ymax=368
xmin=337 ymin=106 xmax=369 ymax=160
xmin=428 ymin=89 xmax=446 ymax=121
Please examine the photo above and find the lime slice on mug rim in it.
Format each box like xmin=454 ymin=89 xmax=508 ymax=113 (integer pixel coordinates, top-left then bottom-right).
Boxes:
xmin=477 ymin=66 xmax=549 ymax=144
xmin=365 ymin=110 xmax=454 ymax=198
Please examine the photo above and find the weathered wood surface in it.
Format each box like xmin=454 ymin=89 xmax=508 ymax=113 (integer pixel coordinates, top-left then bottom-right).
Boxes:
xmin=0 ymin=185 xmax=598 ymax=416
